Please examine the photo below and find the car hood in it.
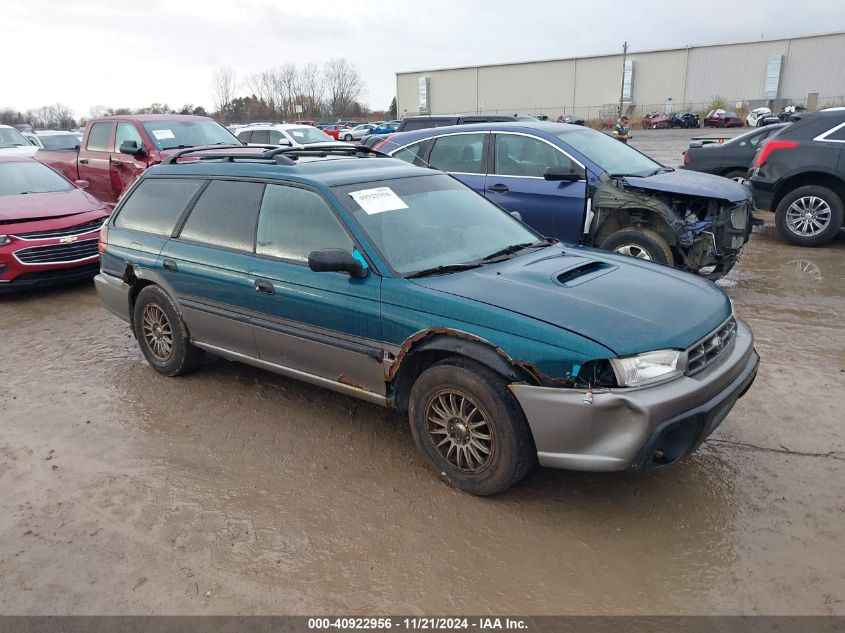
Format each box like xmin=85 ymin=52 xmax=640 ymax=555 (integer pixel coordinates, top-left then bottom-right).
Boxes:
xmin=621 ymin=169 xmax=749 ymax=203
xmin=0 ymin=188 xmax=106 ymax=221
xmin=411 ymin=247 xmax=731 ymax=357
xmin=0 ymin=145 xmax=39 ymax=158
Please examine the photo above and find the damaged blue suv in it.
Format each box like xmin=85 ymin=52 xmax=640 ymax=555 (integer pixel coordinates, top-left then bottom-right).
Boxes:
xmin=95 ymin=144 xmax=759 ymax=495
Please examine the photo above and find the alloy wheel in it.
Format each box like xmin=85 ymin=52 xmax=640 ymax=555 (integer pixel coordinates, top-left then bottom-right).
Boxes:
xmin=142 ymin=304 xmax=173 ymax=361
xmin=426 ymin=389 xmax=494 ymax=473
xmin=785 ymin=196 xmax=832 ymax=237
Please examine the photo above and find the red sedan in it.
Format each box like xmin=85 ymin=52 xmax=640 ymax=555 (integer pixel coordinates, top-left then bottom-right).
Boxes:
xmin=641 ymin=112 xmax=671 ymax=129
xmin=704 ymin=109 xmax=744 ymax=128
xmin=322 ymin=124 xmax=351 ymax=139
xmin=0 ymin=156 xmax=109 ymax=291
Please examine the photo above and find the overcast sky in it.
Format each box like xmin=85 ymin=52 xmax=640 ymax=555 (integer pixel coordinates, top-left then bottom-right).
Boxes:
xmin=2 ymin=0 xmax=843 ymax=118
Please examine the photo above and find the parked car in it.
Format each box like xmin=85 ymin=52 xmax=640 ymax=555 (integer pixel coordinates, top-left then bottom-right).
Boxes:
xmin=0 ymin=124 xmax=38 ymax=157
xmin=704 ymin=110 xmax=744 ymax=128
xmin=641 ymin=112 xmax=671 ymax=129
xmin=745 ymin=107 xmax=781 ymax=127
xmin=749 ymin=110 xmax=845 ymax=246
xmin=322 ymin=124 xmax=352 ymax=140
xmin=35 ymin=114 xmax=241 ymax=207
xmin=396 ymin=114 xmax=518 ymax=133
xmin=95 ymin=144 xmax=759 ymax=495
xmin=778 ymin=105 xmax=808 ymax=121
xmin=366 ymin=123 xmax=398 ymax=137
xmin=669 ymin=112 xmax=701 ymax=129
xmin=0 ymin=156 xmax=109 ymax=291
xmin=372 ymin=122 xmax=755 ymax=278
xmin=235 ymin=123 xmax=341 ymax=148
xmin=22 ymin=130 xmax=82 ymax=150
xmin=340 ymin=124 xmax=376 ymax=141
xmin=683 ymin=123 xmax=789 ymax=182
xmin=293 ymin=120 xmax=317 ymax=126
xmin=556 ymin=114 xmax=585 ymax=125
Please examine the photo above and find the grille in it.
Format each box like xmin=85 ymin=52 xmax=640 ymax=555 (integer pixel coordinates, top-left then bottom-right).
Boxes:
xmin=14 ymin=238 xmax=99 ymax=265
xmin=686 ymin=317 xmax=737 ymax=376
xmin=13 ymin=219 xmax=105 ymax=240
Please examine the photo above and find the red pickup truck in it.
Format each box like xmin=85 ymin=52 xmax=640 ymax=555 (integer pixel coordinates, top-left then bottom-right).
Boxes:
xmin=36 ymin=114 xmax=241 ymax=206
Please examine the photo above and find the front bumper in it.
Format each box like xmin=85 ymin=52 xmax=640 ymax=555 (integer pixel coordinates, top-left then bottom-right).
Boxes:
xmin=0 ymin=262 xmax=100 ymax=293
xmin=509 ymin=319 xmax=758 ymax=472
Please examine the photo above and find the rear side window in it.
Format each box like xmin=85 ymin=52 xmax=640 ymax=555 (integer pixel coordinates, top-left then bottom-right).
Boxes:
xmin=823 ymin=123 xmax=845 ymax=141
xmin=256 ymin=185 xmax=354 ymax=262
xmin=428 ymin=134 xmax=485 ymax=174
xmin=251 ymin=130 xmax=270 ymax=144
xmin=179 ymin=180 xmax=264 ymax=251
xmin=114 ymin=178 xmax=204 ymax=235
xmin=86 ymin=122 xmax=113 ymax=152
xmin=236 ymin=130 xmax=252 ymax=143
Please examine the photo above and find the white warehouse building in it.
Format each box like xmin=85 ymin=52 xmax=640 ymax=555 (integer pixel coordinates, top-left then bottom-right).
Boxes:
xmin=395 ymin=31 xmax=845 ymax=122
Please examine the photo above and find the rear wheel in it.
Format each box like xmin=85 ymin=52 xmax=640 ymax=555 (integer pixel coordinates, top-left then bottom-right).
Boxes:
xmin=343 ymin=133 xmax=353 ymax=141
xmin=723 ymin=169 xmax=749 ymax=185
xmin=600 ymin=227 xmax=674 ymax=266
xmin=133 ymin=285 xmax=204 ymax=376
xmin=774 ymin=185 xmax=844 ymax=246
xmin=408 ymin=358 xmax=536 ymax=496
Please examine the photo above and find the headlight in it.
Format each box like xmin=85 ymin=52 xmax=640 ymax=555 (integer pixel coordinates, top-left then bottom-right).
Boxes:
xmin=0 ymin=235 xmax=11 ymax=246
xmin=609 ymin=349 xmax=686 ymax=387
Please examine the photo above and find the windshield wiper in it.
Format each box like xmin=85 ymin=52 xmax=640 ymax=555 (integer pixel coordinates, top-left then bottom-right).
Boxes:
xmin=648 ymin=166 xmax=675 ymax=175
xmin=160 ymin=144 xmax=191 ymax=150
xmin=482 ymin=240 xmax=548 ymax=261
xmin=405 ymin=262 xmax=483 ymax=279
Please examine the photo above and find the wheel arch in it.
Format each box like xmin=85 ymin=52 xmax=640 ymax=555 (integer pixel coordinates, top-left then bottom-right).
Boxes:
xmin=388 ymin=329 xmax=538 ymax=414
xmin=594 ymin=207 xmax=678 ymax=247
xmin=772 ymin=172 xmax=845 ymax=216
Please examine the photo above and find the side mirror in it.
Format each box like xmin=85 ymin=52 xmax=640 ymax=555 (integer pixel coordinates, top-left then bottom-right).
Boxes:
xmin=308 ymin=249 xmax=367 ymax=278
xmin=277 ymin=139 xmax=292 ymax=147
xmin=74 ymin=179 xmax=90 ymax=189
xmin=510 ymin=211 xmax=523 ymax=221
xmin=544 ymin=164 xmax=586 ymax=181
xmin=119 ymin=140 xmax=147 ymax=157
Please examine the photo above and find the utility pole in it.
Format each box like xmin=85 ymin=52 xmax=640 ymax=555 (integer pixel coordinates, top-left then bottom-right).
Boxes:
xmin=618 ymin=41 xmax=628 ymax=118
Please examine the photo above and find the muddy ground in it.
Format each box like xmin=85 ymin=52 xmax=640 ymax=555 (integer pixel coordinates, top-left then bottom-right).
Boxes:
xmin=1 ymin=128 xmax=844 ymax=615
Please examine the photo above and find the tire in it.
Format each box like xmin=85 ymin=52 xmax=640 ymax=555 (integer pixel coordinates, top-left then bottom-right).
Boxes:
xmin=408 ymin=358 xmax=536 ymax=496
xmin=133 ymin=285 xmax=204 ymax=376
xmin=600 ymin=227 xmax=675 ymax=266
xmin=343 ymin=134 xmax=353 ymax=141
xmin=774 ymin=185 xmax=844 ymax=246
xmin=723 ymin=169 xmax=749 ymax=185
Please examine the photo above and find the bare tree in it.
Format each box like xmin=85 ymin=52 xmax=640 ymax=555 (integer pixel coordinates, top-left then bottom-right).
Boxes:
xmin=211 ymin=65 xmax=237 ymax=116
xmin=323 ymin=58 xmax=365 ymax=119
xmin=300 ymin=63 xmax=324 ymax=119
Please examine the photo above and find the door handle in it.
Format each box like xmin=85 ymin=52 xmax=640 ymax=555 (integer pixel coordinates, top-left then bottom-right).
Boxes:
xmin=487 ymin=183 xmax=509 ymax=193
xmin=79 ymin=159 xmax=89 ymax=165
xmin=162 ymin=258 xmax=178 ymax=272
xmin=254 ymin=279 xmax=275 ymax=295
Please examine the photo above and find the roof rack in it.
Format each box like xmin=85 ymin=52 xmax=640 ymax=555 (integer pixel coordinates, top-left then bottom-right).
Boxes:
xmin=164 ymin=143 xmax=389 ymax=166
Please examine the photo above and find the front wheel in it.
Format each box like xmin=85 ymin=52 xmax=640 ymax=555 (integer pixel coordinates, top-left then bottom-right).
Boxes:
xmin=775 ymin=185 xmax=844 ymax=246
xmin=133 ymin=285 xmax=204 ymax=376
xmin=408 ymin=358 xmax=536 ymax=496
xmin=343 ymin=133 xmax=353 ymax=141
xmin=600 ymin=227 xmax=674 ymax=266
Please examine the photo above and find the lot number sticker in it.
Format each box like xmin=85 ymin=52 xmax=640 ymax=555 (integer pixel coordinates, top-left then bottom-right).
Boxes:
xmin=349 ymin=187 xmax=408 ymax=215
xmin=151 ymin=129 xmax=176 ymax=140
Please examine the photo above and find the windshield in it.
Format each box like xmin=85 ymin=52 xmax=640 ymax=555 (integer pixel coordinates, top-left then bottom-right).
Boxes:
xmin=287 ymin=126 xmax=334 ymax=145
xmin=141 ymin=119 xmax=240 ymax=150
xmin=0 ymin=127 xmax=29 ymax=148
xmin=556 ymin=127 xmax=661 ymax=177
xmin=39 ymin=134 xmax=81 ymax=150
xmin=335 ymin=174 xmax=540 ymax=275
xmin=0 ymin=161 xmax=73 ymax=196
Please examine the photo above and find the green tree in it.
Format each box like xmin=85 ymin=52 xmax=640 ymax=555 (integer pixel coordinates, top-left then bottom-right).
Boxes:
xmin=387 ymin=96 xmax=397 ymax=120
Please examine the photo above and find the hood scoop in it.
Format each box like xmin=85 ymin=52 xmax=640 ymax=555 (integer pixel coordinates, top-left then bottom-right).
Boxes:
xmin=554 ymin=261 xmax=615 ymax=287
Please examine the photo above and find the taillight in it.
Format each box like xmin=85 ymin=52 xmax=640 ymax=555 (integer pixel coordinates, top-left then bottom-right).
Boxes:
xmin=683 ymin=151 xmax=690 ymax=166
xmin=98 ymin=222 xmax=109 ymax=254
xmin=754 ymin=139 xmax=799 ymax=168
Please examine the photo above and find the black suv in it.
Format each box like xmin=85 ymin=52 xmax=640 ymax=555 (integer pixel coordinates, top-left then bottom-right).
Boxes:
xmin=749 ymin=110 xmax=845 ymax=246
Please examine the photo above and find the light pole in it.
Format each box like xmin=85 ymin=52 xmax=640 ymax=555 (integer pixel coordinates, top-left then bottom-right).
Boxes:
xmin=618 ymin=41 xmax=628 ymax=118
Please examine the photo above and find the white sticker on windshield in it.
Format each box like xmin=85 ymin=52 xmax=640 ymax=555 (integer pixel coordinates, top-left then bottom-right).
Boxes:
xmin=151 ymin=129 xmax=175 ymax=140
xmin=292 ymin=131 xmax=305 ymax=137
xmin=349 ymin=187 xmax=409 ymax=215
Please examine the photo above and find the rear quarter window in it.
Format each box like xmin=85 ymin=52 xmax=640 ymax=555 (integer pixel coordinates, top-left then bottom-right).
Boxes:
xmin=113 ymin=178 xmax=204 ymax=236
xmin=178 ymin=180 xmax=264 ymax=251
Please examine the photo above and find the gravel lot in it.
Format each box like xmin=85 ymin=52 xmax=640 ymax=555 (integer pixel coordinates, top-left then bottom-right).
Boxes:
xmin=1 ymin=128 xmax=844 ymax=615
